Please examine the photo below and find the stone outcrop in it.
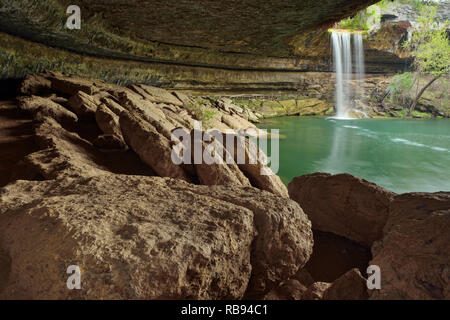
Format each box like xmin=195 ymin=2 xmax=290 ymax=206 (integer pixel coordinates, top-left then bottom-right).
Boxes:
xmin=288 ymin=173 xmax=395 ymax=246
xmin=0 ymin=170 xmax=313 ymax=299
xmin=370 ymin=192 xmax=450 ymax=300
xmin=11 ymin=72 xmax=289 ymax=195
xmin=288 ymin=172 xmax=450 ymax=300
xmin=68 ymin=91 xmax=99 ymax=120
xmin=120 ymin=110 xmax=192 ymax=182
xmin=18 ymin=73 xmax=52 ymax=96
xmin=0 ymin=175 xmax=252 ymax=299
xmin=0 ymin=75 xmax=315 ymax=299
xmin=258 ymin=98 xmax=332 ymax=118
xmin=17 ymin=95 xmax=78 ymax=128
xmin=0 ymin=0 xmax=398 ymax=92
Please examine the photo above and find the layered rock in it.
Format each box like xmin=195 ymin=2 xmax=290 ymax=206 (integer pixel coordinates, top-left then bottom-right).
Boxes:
xmin=119 ymin=110 xmax=192 ymax=182
xmin=17 ymin=95 xmax=78 ymax=128
xmin=0 ymin=75 xmax=315 ymax=299
xmin=11 ymin=72 xmax=288 ymax=195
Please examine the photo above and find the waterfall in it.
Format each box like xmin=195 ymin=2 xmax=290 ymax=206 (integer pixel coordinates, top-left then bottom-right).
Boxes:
xmin=331 ymin=31 xmax=365 ymax=119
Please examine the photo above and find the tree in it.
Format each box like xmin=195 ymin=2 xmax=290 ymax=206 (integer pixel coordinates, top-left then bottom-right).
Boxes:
xmin=403 ymin=4 xmax=450 ymax=115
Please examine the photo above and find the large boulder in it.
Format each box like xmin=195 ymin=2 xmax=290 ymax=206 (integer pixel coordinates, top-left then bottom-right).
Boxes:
xmin=119 ymin=110 xmax=192 ymax=182
xmin=223 ymin=132 xmax=289 ymax=197
xmin=189 ymin=129 xmax=252 ymax=187
xmin=288 ymin=173 xmax=395 ymax=246
xmin=194 ymin=184 xmax=313 ymax=299
xmin=0 ymin=175 xmax=256 ymax=299
xmin=0 ymin=174 xmax=313 ymax=300
xmin=370 ymin=192 xmax=450 ymax=300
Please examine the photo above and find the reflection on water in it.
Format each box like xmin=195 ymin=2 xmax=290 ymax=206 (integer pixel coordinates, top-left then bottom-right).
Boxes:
xmin=258 ymin=117 xmax=450 ymax=193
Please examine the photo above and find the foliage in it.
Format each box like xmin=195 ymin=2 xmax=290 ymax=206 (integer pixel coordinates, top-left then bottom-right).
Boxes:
xmin=336 ymin=1 xmax=392 ymax=30
xmin=388 ymin=72 xmax=414 ymax=96
xmin=403 ymin=5 xmax=450 ymax=78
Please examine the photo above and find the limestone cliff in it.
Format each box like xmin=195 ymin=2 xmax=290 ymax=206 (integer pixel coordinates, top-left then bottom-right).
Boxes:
xmin=1 ymin=0 xmax=388 ymax=91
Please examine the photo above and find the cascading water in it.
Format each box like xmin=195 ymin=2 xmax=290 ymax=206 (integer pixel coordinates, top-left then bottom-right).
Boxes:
xmin=331 ymin=31 xmax=366 ymax=119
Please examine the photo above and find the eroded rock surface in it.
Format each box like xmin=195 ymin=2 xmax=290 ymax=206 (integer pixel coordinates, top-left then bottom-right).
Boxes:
xmin=370 ymin=192 xmax=450 ymax=300
xmin=0 ymin=73 xmax=314 ymax=299
xmin=288 ymin=173 xmax=395 ymax=246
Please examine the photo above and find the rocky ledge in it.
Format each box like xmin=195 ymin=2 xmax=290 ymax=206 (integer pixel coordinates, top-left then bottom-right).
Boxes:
xmin=0 ymin=73 xmax=448 ymax=300
xmin=0 ymin=72 xmax=309 ymax=299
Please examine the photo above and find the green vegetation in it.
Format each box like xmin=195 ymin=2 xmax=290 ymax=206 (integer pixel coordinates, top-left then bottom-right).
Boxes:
xmin=0 ymin=32 xmax=165 ymax=85
xmin=183 ymin=100 xmax=219 ymax=128
xmin=336 ymin=0 xmax=392 ymax=30
xmin=402 ymin=4 xmax=450 ymax=115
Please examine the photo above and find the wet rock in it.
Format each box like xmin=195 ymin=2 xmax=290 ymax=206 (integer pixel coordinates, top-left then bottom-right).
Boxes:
xmin=288 ymin=173 xmax=395 ymax=246
xmin=323 ymin=269 xmax=369 ymax=300
xmin=17 ymin=95 xmax=78 ymax=127
xmin=370 ymin=192 xmax=450 ymax=300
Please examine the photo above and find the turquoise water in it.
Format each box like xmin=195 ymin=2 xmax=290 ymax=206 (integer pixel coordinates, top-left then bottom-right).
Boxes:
xmin=258 ymin=117 xmax=450 ymax=194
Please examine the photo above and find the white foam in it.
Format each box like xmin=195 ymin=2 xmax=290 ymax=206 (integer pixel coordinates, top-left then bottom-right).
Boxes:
xmin=391 ymin=138 xmax=449 ymax=153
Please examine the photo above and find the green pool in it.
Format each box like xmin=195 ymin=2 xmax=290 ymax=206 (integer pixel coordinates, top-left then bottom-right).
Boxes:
xmin=258 ymin=117 xmax=450 ymax=194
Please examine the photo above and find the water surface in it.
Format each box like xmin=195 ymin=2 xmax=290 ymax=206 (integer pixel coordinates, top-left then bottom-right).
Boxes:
xmin=258 ymin=117 xmax=450 ymax=193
